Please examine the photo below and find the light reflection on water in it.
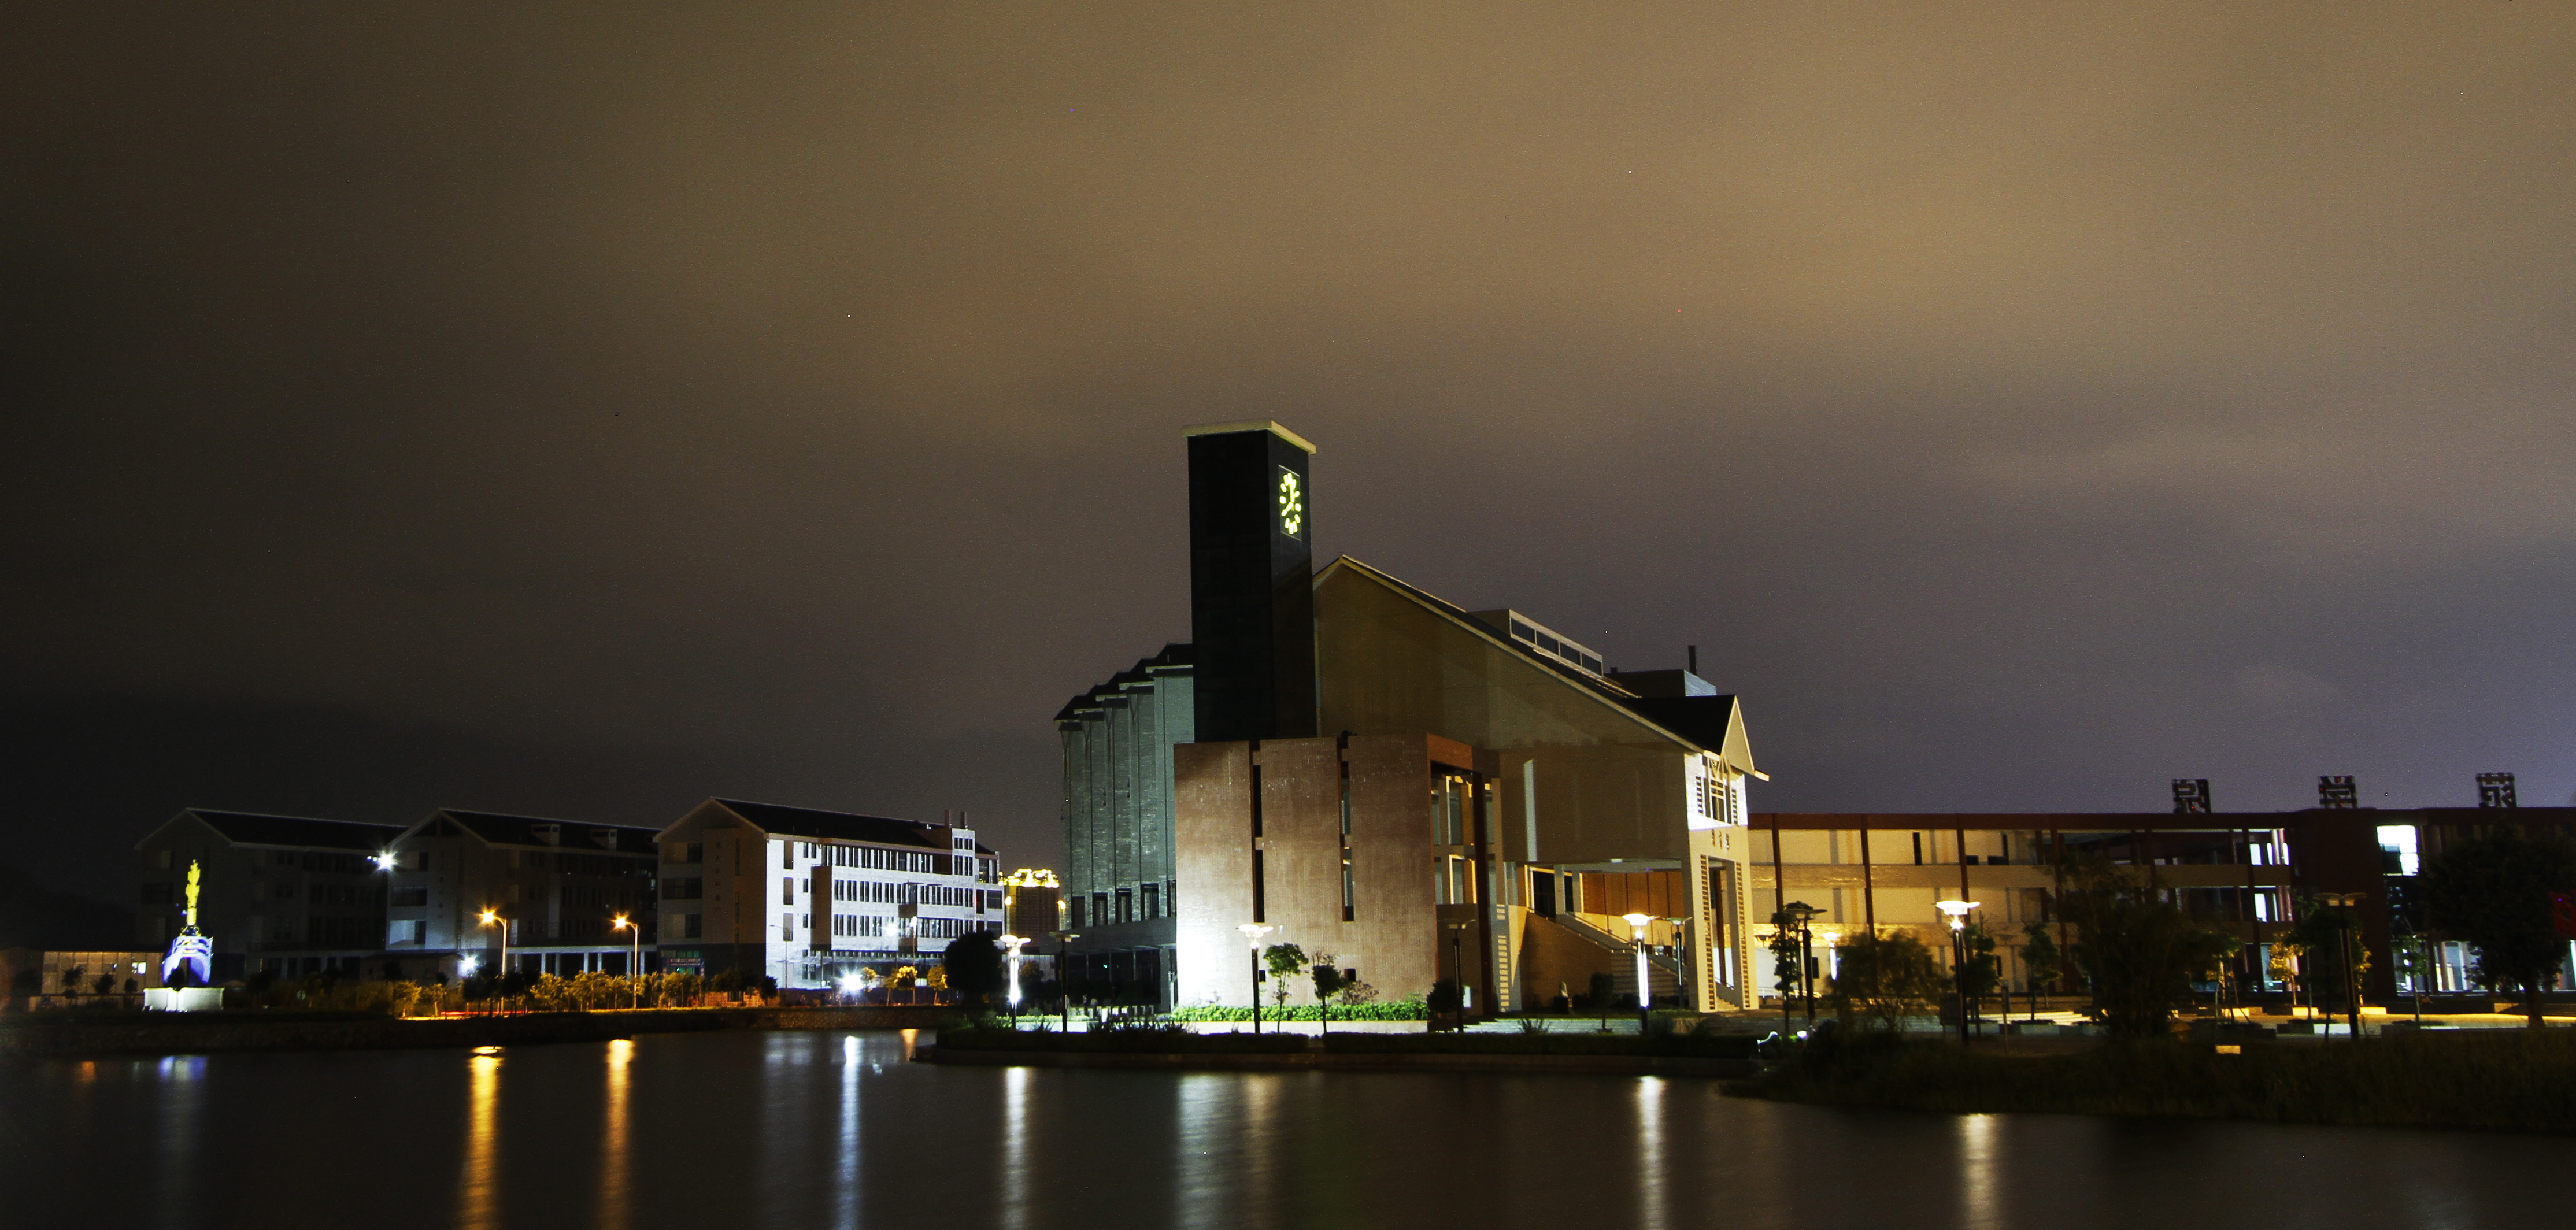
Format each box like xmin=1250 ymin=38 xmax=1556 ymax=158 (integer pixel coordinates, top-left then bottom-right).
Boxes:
xmin=2 ymin=1030 xmax=2564 ymax=1230
xmin=600 ymin=1039 xmax=632 ymax=1230
xmin=458 ymin=1051 xmax=501 ymax=1230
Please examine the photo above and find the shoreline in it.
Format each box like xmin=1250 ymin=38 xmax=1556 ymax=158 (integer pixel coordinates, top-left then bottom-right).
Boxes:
xmin=1729 ymin=1029 xmax=2576 ymax=1135
xmin=0 ymin=1005 xmax=950 ymax=1059
xmin=917 ymin=1042 xmax=1755 ymax=1076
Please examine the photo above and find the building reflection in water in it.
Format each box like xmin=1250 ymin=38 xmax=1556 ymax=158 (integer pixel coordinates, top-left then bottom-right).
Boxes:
xmin=153 ymin=1055 xmax=204 ymax=1230
xmin=1958 ymin=1113 xmax=2001 ymax=1230
xmin=1173 ymin=1074 xmax=1231 ymax=1230
xmin=1635 ymin=1076 xmax=1667 ymax=1230
xmin=998 ymin=1065 xmax=1030 ymax=1230
xmin=835 ymin=1035 xmax=862 ymax=1230
xmin=460 ymin=1049 xmax=502 ymax=1230
xmin=600 ymin=1039 xmax=634 ymax=1230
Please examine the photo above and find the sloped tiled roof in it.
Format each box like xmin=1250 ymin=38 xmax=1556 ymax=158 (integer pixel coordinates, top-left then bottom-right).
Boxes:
xmin=178 ymin=810 xmax=408 ymax=851
xmin=428 ymin=809 xmax=660 ymax=855
xmin=706 ymin=799 xmax=950 ymax=850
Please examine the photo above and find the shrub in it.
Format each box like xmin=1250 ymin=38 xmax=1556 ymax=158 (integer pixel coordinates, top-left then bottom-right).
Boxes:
xmin=1169 ymin=996 xmax=1430 ymax=1021
xmin=1829 ymin=931 xmax=1947 ymax=1031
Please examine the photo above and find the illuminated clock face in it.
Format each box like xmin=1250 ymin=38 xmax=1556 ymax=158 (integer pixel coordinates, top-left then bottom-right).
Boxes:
xmin=1276 ymin=467 xmax=1305 ymax=538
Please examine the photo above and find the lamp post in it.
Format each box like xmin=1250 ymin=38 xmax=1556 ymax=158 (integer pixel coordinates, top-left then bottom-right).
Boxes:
xmin=1780 ymin=901 xmax=1822 ymax=1031
xmin=1453 ymin=925 xmax=1465 ymax=1032
xmin=1238 ymin=924 xmax=1275 ymax=1035
xmin=372 ymin=852 xmax=399 ymax=993
xmin=1936 ymin=898 xmax=1980 ymax=1044
xmin=612 ymin=915 xmax=639 ymax=1008
xmin=1048 ymin=930 xmax=1080 ymax=1033
xmin=478 ymin=909 xmax=509 ymax=1012
xmin=1621 ymin=912 xmax=1655 ymax=1032
xmin=1000 ymin=933 xmax=1028 ymax=1029
xmin=2316 ymin=892 xmax=2365 ymax=1040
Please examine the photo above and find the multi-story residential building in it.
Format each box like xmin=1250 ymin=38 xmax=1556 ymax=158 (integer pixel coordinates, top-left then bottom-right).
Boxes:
xmin=384 ymin=809 xmax=662 ymax=980
xmin=654 ymin=799 xmax=1001 ymax=988
xmin=134 ymin=810 xmax=409 ymax=982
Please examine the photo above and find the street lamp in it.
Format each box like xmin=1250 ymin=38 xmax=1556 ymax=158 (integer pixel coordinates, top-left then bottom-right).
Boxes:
xmin=1779 ymin=901 xmax=1822 ymax=1031
xmin=612 ymin=915 xmax=639 ymax=1008
xmin=1439 ymin=919 xmax=1478 ymax=1032
xmin=1936 ymin=898 xmax=1980 ymax=1044
xmin=1238 ymin=924 xmax=1275 ymax=1035
xmin=999 ymin=933 xmax=1028 ymax=1029
xmin=478 ymin=909 xmax=509 ymax=1011
xmin=2316 ymin=892 xmax=2366 ymax=1040
xmin=1048 ymin=929 xmax=1080 ymax=1033
xmin=1621 ymin=912 xmax=1655 ymax=1032
xmin=372 ymin=852 xmax=398 ymax=991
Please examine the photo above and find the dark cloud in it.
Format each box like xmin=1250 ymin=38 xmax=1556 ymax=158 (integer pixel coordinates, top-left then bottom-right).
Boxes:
xmin=9 ymin=2 xmax=2576 ymax=897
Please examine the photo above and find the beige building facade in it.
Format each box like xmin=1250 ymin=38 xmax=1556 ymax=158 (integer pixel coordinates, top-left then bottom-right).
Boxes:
xmin=1172 ymin=557 xmax=1766 ymax=1016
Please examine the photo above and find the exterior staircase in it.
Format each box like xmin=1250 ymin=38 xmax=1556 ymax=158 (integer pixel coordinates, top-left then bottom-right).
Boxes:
xmin=1542 ymin=912 xmax=1681 ymax=1005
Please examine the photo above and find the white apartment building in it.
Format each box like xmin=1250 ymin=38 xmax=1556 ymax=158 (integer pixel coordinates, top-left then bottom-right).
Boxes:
xmin=655 ymin=798 xmax=1001 ymax=988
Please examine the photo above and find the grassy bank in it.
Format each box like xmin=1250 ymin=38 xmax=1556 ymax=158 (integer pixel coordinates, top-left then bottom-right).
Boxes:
xmin=1737 ymin=1029 xmax=2576 ymax=1133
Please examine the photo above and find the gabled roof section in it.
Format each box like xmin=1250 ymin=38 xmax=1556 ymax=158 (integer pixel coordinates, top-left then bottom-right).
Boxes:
xmin=420 ymin=809 xmax=661 ymax=854
xmin=701 ymin=799 xmax=950 ymax=850
xmin=1618 ymin=695 xmax=1756 ymax=777
xmin=158 ymin=809 xmax=409 ymax=852
xmin=1316 ymin=556 xmax=1763 ymax=778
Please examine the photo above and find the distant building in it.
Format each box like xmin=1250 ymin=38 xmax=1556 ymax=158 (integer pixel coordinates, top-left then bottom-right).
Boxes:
xmin=2 ymin=948 xmax=162 ymax=1007
xmin=133 ymin=810 xmax=409 ymax=982
xmin=384 ymin=809 xmax=662 ymax=981
xmin=654 ymin=799 xmax=1000 ymax=988
xmin=1755 ymin=806 xmax=2576 ymax=1005
xmin=1001 ymin=868 xmax=1065 ymax=940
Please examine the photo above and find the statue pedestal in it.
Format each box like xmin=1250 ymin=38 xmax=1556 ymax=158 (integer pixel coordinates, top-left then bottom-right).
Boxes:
xmin=144 ymin=987 xmax=224 ymax=1012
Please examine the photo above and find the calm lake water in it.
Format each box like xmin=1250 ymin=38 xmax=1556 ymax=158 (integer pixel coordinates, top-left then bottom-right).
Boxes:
xmin=0 ymin=1029 xmax=2557 ymax=1229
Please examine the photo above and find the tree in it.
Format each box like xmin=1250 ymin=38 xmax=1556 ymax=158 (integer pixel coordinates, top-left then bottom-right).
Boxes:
xmin=2287 ymin=895 xmax=2371 ymax=1022
xmin=1767 ymin=912 xmax=1805 ymax=1004
xmin=1587 ymin=971 xmax=1615 ymax=1031
xmin=1827 ymin=930 xmax=1948 ymax=1031
xmin=2420 ymin=828 xmax=2576 ymax=1029
xmin=1957 ymin=921 xmax=2002 ymax=1000
xmin=1308 ymin=952 xmax=1342 ymax=1027
xmin=2022 ymin=921 xmax=2063 ymax=997
xmin=942 ymin=932 xmax=1006 ymax=1006
xmin=1263 ymin=943 xmax=1309 ymax=1007
xmin=2267 ymin=939 xmax=2308 ymax=1013
xmin=2058 ymin=855 xmax=2236 ymax=1038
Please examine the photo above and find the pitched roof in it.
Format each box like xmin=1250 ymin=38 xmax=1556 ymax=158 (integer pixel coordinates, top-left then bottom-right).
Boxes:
xmin=705 ymin=799 xmax=951 ymax=850
xmin=176 ymin=810 xmax=408 ymax=851
xmin=426 ymin=809 xmax=660 ymax=854
xmin=1316 ymin=556 xmax=1762 ymax=777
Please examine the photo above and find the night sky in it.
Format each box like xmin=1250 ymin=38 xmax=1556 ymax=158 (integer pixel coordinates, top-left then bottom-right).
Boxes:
xmin=9 ymin=4 xmax=2575 ymax=903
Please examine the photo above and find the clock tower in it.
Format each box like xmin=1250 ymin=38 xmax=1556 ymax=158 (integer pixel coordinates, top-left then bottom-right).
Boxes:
xmin=1183 ymin=420 xmax=1317 ymax=743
